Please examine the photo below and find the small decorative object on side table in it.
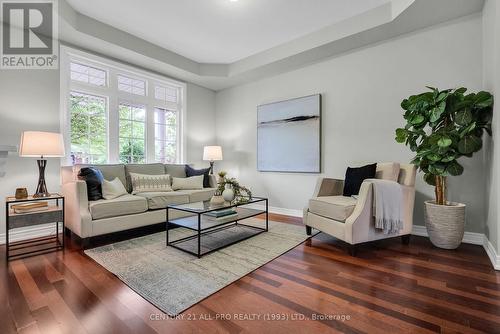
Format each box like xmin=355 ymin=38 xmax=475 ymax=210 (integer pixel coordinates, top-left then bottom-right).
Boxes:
xmin=15 ymin=187 xmax=28 ymax=199
xmin=5 ymin=193 xmax=65 ymax=260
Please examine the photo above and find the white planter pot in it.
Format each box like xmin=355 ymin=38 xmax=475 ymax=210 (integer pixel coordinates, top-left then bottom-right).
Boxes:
xmin=424 ymin=200 xmax=465 ymax=249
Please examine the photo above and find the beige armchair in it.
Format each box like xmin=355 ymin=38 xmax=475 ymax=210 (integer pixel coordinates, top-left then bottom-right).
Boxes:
xmin=303 ymin=162 xmax=417 ymax=255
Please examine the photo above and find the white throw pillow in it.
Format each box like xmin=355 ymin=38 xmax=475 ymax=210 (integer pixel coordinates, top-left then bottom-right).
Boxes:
xmin=102 ymin=177 xmax=128 ymax=200
xmin=172 ymin=175 xmax=204 ymax=190
xmin=129 ymin=173 xmax=172 ymax=194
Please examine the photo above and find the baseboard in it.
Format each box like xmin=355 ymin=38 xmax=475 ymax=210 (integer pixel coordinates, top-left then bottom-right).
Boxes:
xmin=483 ymin=238 xmax=500 ymax=270
xmin=245 ymin=204 xmax=303 ymax=218
xmin=0 ymin=223 xmax=61 ymax=245
xmin=411 ymin=225 xmax=485 ymax=245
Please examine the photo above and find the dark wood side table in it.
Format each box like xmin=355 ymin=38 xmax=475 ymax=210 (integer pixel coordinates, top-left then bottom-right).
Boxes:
xmin=5 ymin=194 xmax=65 ymax=260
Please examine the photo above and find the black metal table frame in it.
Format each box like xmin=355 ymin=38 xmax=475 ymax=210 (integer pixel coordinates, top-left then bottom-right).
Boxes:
xmin=166 ymin=197 xmax=268 ymax=258
xmin=5 ymin=195 xmax=65 ymax=260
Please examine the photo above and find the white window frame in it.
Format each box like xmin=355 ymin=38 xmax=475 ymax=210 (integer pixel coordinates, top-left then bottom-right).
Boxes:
xmin=60 ymin=45 xmax=187 ymax=166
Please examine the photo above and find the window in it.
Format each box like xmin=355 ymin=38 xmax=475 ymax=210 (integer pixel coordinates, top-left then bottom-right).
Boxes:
xmin=154 ymin=107 xmax=177 ymax=163
xmin=69 ymin=92 xmax=107 ymax=164
xmin=118 ymin=75 xmax=146 ymax=96
xmin=70 ymin=62 xmax=106 ymax=87
xmin=119 ymin=104 xmax=146 ymax=163
xmin=63 ymin=47 xmax=185 ymax=165
xmin=155 ymin=85 xmax=178 ymax=103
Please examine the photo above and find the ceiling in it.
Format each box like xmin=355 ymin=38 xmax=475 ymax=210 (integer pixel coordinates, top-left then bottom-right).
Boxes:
xmin=65 ymin=0 xmax=390 ymax=64
xmin=59 ymin=0 xmax=485 ymax=90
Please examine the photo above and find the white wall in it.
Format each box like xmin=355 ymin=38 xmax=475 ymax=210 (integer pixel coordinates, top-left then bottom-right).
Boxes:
xmin=0 ymin=69 xmax=61 ymax=237
xmin=185 ymin=83 xmax=217 ymax=167
xmin=0 ymin=67 xmax=216 ymax=239
xmin=483 ymin=0 xmax=500 ymax=252
xmin=215 ymin=15 xmax=486 ymax=232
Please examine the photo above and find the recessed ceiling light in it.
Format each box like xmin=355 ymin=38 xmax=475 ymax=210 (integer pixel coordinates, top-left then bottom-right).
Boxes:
xmin=230 ymin=0 xmax=238 ymax=2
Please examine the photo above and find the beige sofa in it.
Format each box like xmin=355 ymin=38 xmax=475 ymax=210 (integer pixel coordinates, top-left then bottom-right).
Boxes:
xmin=61 ymin=163 xmax=216 ymax=240
xmin=303 ymin=162 xmax=416 ymax=255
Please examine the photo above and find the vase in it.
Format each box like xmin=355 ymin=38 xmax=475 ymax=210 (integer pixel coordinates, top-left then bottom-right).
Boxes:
xmin=222 ymin=185 xmax=235 ymax=202
xmin=210 ymin=195 xmax=225 ymax=206
xmin=15 ymin=187 xmax=28 ymax=199
xmin=424 ymin=200 xmax=465 ymax=249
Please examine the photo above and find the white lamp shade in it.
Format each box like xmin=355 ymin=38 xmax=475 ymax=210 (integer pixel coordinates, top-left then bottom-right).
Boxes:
xmin=203 ymin=146 xmax=223 ymax=161
xmin=19 ymin=131 xmax=65 ymax=157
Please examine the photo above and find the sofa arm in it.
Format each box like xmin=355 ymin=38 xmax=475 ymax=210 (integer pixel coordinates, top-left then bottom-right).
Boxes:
xmin=208 ymin=174 xmax=218 ymax=188
xmin=344 ymin=180 xmax=415 ymax=244
xmin=62 ymin=180 xmax=92 ymax=238
xmin=312 ymin=177 xmax=344 ymax=197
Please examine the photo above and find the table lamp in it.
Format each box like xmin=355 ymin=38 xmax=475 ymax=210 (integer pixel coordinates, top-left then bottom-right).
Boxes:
xmin=203 ymin=146 xmax=223 ymax=174
xmin=19 ymin=131 xmax=65 ymax=197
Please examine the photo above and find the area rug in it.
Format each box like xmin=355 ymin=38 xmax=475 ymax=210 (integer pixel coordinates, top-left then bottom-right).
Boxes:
xmin=84 ymin=219 xmax=311 ymax=315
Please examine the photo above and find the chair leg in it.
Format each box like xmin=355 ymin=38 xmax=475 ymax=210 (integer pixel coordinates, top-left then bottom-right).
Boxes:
xmin=401 ymin=235 xmax=411 ymax=245
xmin=348 ymin=244 xmax=357 ymax=257
xmin=305 ymin=226 xmax=312 ymax=236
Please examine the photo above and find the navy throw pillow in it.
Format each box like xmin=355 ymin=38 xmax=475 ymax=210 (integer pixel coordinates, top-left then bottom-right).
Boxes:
xmin=185 ymin=165 xmax=211 ymax=188
xmin=343 ymin=163 xmax=377 ymax=197
xmin=78 ymin=167 xmax=104 ymax=201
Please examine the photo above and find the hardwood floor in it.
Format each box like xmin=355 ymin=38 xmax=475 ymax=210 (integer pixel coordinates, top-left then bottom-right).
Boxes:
xmin=1 ymin=214 xmax=500 ymax=334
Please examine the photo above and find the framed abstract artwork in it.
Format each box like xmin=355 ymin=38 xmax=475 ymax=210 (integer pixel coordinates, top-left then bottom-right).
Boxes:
xmin=257 ymin=94 xmax=321 ymax=173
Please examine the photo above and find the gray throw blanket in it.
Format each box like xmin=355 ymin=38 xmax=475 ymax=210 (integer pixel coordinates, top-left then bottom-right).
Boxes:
xmin=371 ymin=179 xmax=403 ymax=234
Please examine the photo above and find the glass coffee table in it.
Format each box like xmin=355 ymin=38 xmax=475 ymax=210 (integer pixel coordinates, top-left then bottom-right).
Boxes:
xmin=166 ymin=197 xmax=268 ymax=258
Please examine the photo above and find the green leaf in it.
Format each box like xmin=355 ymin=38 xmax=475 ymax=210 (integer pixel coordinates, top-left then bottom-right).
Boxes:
xmin=429 ymin=163 xmax=446 ymax=175
xmin=455 ymin=109 xmax=472 ymax=125
xmin=437 ymin=137 xmax=452 ymax=148
xmin=458 ymin=136 xmax=482 ymax=154
xmin=436 ymin=92 xmax=448 ymax=103
xmin=455 ymin=87 xmax=467 ymax=95
xmin=401 ymin=99 xmax=409 ymax=110
xmin=459 ymin=122 xmax=476 ymax=137
xmin=441 ymin=155 xmax=456 ymax=163
xmin=427 ymin=154 xmax=442 ymax=162
xmin=429 ymin=102 xmax=446 ymax=123
xmin=411 ymin=115 xmax=425 ymax=125
xmin=447 ymin=161 xmax=464 ymax=176
xmin=424 ymin=173 xmax=436 ymax=186
xmin=474 ymin=91 xmax=493 ymax=108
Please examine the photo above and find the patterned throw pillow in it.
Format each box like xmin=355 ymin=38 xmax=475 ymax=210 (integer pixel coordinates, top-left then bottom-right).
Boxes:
xmin=129 ymin=173 xmax=172 ymax=194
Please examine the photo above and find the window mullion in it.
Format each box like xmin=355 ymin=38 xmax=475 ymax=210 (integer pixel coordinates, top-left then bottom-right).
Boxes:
xmin=108 ymin=68 xmax=120 ymax=163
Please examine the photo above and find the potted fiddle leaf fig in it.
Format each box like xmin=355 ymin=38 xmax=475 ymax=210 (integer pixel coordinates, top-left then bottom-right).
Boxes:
xmin=395 ymin=87 xmax=493 ymax=249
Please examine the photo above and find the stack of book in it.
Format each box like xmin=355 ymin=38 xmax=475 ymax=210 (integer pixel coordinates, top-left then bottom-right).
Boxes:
xmin=205 ymin=208 xmax=238 ymax=220
xmin=11 ymin=202 xmax=49 ymax=214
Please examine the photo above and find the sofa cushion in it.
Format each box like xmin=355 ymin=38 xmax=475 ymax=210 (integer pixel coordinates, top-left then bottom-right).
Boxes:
xmin=135 ymin=192 xmax=190 ymax=210
xmin=78 ymin=167 xmax=104 ymax=201
xmin=178 ymin=188 xmax=216 ymax=203
xmin=89 ymin=194 xmax=148 ymax=220
xmin=376 ymin=162 xmax=401 ymax=182
xmin=102 ymin=177 xmax=128 ymax=200
xmin=76 ymin=164 xmax=126 ymax=188
xmin=343 ymin=163 xmax=377 ymax=196
xmin=165 ymin=164 xmax=187 ymax=178
xmin=185 ymin=165 xmax=211 ymax=188
xmin=309 ymin=196 xmax=357 ymax=222
xmin=172 ymin=175 xmax=204 ymax=190
xmin=129 ymin=173 xmax=172 ymax=194
xmin=125 ymin=163 xmax=166 ymax=192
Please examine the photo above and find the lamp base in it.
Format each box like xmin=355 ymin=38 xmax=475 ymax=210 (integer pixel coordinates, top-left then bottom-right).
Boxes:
xmin=33 ymin=159 xmax=51 ymax=198
xmin=209 ymin=161 xmax=214 ymax=174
